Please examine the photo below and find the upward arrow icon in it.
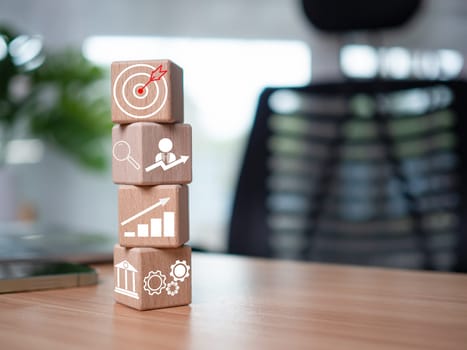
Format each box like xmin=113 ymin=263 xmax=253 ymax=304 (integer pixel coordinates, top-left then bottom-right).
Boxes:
xmin=121 ymin=197 xmax=170 ymax=226
xmin=145 ymin=156 xmax=189 ymax=172
xmin=137 ymin=64 xmax=168 ymax=95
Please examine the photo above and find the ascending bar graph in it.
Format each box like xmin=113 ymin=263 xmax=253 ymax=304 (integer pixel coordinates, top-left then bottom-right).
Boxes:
xmin=121 ymin=197 xmax=176 ymax=238
xmin=124 ymin=212 xmax=175 ymax=237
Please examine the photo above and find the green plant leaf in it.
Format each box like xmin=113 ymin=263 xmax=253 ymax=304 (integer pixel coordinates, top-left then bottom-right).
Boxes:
xmin=0 ymin=25 xmax=112 ymax=171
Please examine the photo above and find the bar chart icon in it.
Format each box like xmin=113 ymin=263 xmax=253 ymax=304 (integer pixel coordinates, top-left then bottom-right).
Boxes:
xmin=121 ymin=197 xmax=176 ymax=238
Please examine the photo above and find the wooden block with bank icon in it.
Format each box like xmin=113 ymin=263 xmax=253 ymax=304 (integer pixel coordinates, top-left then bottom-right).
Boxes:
xmin=111 ymin=59 xmax=184 ymax=124
xmin=113 ymin=245 xmax=191 ymax=311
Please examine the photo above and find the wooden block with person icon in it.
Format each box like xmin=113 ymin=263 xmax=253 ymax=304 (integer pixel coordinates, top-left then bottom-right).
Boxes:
xmin=112 ymin=122 xmax=192 ymax=185
xmin=111 ymin=59 xmax=184 ymax=124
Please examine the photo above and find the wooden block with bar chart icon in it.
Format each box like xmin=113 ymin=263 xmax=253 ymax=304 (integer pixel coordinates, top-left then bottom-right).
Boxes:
xmin=114 ymin=245 xmax=191 ymax=310
xmin=112 ymin=122 xmax=192 ymax=185
xmin=111 ymin=59 xmax=183 ymax=124
xmin=118 ymin=185 xmax=189 ymax=248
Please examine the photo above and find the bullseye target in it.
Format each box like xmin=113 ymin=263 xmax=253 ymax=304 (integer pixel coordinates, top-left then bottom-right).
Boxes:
xmin=113 ymin=63 xmax=168 ymax=119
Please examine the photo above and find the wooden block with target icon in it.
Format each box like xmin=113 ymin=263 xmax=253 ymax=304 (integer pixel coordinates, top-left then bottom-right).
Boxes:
xmin=118 ymin=184 xmax=189 ymax=248
xmin=112 ymin=122 xmax=192 ymax=185
xmin=113 ymin=244 xmax=191 ymax=310
xmin=111 ymin=59 xmax=183 ymax=124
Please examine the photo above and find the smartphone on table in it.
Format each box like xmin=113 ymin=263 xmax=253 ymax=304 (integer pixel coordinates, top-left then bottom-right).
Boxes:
xmin=0 ymin=261 xmax=98 ymax=293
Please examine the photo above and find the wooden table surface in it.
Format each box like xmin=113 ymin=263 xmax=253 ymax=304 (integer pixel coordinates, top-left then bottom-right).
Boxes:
xmin=1 ymin=253 xmax=466 ymax=350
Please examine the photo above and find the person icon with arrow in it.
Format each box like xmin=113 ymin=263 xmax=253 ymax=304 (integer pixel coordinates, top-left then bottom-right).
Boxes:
xmin=145 ymin=137 xmax=189 ymax=173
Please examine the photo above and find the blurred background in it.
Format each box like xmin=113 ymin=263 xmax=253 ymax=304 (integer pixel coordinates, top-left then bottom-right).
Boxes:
xmin=0 ymin=0 xmax=466 ymax=268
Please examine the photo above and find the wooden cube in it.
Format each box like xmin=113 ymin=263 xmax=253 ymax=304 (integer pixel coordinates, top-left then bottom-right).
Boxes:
xmin=118 ymin=185 xmax=189 ymax=248
xmin=113 ymin=245 xmax=191 ymax=310
xmin=111 ymin=59 xmax=183 ymax=124
xmin=112 ymin=122 xmax=192 ymax=185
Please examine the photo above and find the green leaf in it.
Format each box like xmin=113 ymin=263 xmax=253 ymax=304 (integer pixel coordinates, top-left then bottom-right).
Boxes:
xmin=0 ymin=24 xmax=112 ymax=171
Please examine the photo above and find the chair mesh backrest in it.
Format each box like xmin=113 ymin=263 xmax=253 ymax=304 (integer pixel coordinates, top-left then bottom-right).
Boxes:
xmin=229 ymin=80 xmax=467 ymax=271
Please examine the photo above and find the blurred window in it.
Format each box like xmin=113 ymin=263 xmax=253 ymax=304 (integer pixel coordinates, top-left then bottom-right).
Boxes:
xmin=83 ymin=36 xmax=311 ymax=250
xmin=340 ymin=45 xmax=463 ymax=80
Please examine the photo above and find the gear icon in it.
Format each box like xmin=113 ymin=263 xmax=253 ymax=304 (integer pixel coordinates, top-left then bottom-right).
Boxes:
xmin=143 ymin=270 xmax=167 ymax=295
xmin=166 ymin=281 xmax=180 ymax=296
xmin=170 ymin=260 xmax=190 ymax=282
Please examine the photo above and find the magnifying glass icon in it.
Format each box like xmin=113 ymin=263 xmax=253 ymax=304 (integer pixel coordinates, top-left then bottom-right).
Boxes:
xmin=112 ymin=140 xmax=141 ymax=170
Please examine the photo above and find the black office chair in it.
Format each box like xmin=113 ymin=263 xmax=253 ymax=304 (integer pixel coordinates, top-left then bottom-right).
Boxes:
xmin=228 ymin=0 xmax=467 ymax=272
xmin=228 ymin=80 xmax=467 ymax=272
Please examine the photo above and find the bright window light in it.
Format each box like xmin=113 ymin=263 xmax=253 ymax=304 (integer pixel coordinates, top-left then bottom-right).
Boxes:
xmin=340 ymin=45 xmax=378 ymax=79
xmin=438 ymin=49 xmax=464 ymax=79
xmin=83 ymin=36 xmax=311 ymax=251
xmin=420 ymin=51 xmax=441 ymax=80
xmin=341 ymin=45 xmax=464 ymax=80
xmin=381 ymin=47 xmax=411 ymax=79
xmin=0 ymin=36 xmax=7 ymax=60
xmin=6 ymin=139 xmax=44 ymax=164
xmin=83 ymin=36 xmax=311 ymax=140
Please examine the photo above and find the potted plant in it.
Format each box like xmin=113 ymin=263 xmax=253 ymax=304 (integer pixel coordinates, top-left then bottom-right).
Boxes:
xmin=0 ymin=26 xmax=112 ymax=220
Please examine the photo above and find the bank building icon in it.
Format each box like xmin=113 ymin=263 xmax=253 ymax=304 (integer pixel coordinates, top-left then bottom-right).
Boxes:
xmin=114 ymin=260 xmax=139 ymax=299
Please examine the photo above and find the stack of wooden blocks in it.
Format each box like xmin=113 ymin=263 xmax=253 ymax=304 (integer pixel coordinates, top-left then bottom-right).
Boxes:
xmin=111 ymin=60 xmax=192 ymax=310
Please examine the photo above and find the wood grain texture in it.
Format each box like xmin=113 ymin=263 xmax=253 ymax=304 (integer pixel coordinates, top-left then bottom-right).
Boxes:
xmin=113 ymin=245 xmax=191 ymax=310
xmin=111 ymin=59 xmax=183 ymax=124
xmin=1 ymin=253 xmax=467 ymax=350
xmin=118 ymin=185 xmax=189 ymax=248
xmin=112 ymin=122 xmax=192 ymax=185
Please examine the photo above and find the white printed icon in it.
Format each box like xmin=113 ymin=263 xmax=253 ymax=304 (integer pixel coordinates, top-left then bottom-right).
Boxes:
xmin=166 ymin=281 xmax=180 ymax=296
xmin=121 ymin=197 xmax=175 ymax=238
xmin=170 ymin=260 xmax=190 ymax=282
xmin=143 ymin=270 xmax=167 ymax=295
xmin=113 ymin=63 xmax=168 ymax=119
xmin=145 ymin=138 xmax=189 ymax=172
xmin=114 ymin=260 xmax=139 ymax=300
xmin=113 ymin=140 xmax=141 ymax=170
xmin=143 ymin=260 xmax=190 ymax=297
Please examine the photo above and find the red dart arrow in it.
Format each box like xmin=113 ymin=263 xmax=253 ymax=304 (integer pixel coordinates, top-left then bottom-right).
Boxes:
xmin=137 ymin=64 xmax=168 ymax=94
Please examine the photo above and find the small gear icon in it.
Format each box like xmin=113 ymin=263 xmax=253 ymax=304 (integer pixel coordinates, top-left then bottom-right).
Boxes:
xmin=143 ymin=270 xmax=167 ymax=295
xmin=170 ymin=260 xmax=190 ymax=282
xmin=166 ymin=281 xmax=180 ymax=296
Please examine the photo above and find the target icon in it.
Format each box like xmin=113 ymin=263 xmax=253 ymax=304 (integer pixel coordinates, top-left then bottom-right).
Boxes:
xmin=113 ymin=63 xmax=169 ymax=119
